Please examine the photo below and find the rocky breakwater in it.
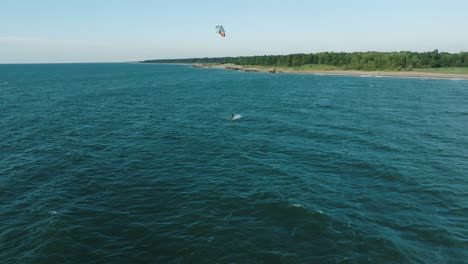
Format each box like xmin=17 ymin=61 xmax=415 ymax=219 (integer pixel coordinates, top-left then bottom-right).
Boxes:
xmin=193 ymin=63 xmax=281 ymax=74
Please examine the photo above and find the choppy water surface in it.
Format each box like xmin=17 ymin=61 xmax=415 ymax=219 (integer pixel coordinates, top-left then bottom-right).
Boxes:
xmin=1 ymin=63 xmax=467 ymax=263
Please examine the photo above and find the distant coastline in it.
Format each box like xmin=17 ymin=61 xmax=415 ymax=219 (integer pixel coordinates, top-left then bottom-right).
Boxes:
xmin=141 ymin=50 xmax=468 ymax=79
xmin=192 ymin=63 xmax=468 ymax=79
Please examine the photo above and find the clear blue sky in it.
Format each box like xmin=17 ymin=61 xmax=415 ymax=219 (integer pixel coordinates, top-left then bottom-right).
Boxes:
xmin=1 ymin=0 xmax=468 ymax=63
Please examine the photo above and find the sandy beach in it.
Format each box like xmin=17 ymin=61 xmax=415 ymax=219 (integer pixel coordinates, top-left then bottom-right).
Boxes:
xmin=194 ymin=63 xmax=468 ymax=79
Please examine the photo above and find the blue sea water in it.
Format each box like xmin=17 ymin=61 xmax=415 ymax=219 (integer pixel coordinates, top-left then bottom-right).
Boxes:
xmin=1 ymin=63 xmax=467 ymax=263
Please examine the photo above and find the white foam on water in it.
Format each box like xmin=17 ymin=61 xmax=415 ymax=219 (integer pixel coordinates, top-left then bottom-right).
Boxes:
xmin=290 ymin=203 xmax=325 ymax=215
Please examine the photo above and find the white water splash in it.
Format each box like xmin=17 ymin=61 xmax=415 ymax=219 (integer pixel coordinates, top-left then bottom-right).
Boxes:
xmin=230 ymin=114 xmax=242 ymax=120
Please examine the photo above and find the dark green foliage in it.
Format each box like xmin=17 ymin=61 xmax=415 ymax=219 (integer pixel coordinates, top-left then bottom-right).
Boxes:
xmin=141 ymin=50 xmax=468 ymax=70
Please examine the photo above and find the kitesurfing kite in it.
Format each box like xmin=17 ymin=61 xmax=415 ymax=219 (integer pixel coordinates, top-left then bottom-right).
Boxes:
xmin=216 ymin=25 xmax=225 ymax=37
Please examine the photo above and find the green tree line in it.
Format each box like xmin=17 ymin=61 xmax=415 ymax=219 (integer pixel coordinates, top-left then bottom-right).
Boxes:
xmin=142 ymin=50 xmax=468 ymax=70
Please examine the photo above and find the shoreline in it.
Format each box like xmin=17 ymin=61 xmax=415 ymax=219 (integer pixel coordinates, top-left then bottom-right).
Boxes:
xmin=192 ymin=63 xmax=468 ymax=80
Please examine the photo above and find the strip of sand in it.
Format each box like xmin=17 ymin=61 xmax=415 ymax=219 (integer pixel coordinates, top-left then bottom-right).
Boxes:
xmin=193 ymin=63 xmax=468 ymax=79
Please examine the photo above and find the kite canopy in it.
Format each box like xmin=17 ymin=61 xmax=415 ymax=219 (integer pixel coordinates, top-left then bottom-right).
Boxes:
xmin=215 ymin=25 xmax=225 ymax=37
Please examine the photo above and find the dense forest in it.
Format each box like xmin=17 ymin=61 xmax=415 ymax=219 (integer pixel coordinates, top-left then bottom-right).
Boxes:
xmin=142 ymin=50 xmax=468 ymax=70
